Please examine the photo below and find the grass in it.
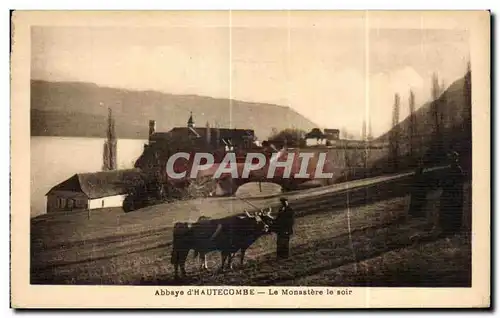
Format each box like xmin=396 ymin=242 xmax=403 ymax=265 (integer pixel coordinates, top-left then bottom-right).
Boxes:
xmin=307 ymin=233 xmax=471 ymax=287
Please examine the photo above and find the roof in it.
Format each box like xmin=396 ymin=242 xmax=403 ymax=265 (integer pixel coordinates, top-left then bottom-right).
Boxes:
xmin=150 ymin=127 xmax=255 ymax=143
xmin=305 ymin=128 xmax=326 ymax=139
xmin=324 ymin=129 xmax=340 ymax=134
xmin=46 ymin=168 xmax=142 ymax=199
xmin=149 ymin=132 xmax=171 ymax=142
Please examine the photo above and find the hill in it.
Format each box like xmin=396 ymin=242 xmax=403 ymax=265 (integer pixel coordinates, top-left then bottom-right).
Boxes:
xmin=30 ymin=80 xmax=318 ymax=140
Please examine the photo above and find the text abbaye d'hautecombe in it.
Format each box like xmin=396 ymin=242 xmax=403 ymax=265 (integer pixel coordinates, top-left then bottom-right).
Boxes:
xmin=155 ymin=288 xmax=353 ymax=297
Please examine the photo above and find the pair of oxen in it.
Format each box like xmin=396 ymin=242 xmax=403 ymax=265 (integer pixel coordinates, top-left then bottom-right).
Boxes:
xmin=170 ymin=207 xmax=278 ymax=279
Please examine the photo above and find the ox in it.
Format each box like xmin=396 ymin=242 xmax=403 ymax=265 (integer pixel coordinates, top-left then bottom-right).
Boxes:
xmin=170 ymin=208 xmax=276 ymax=279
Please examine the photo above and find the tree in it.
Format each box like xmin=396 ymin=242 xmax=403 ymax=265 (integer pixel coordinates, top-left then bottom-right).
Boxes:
xmin=271 ymin=127 xmax=278 ymax=137
xmin=408 ymin=89 xmax=416 ymax=161
xmin=362 ymin=119 xmax=367 ymax=141
xmin=440 ymin=79 xmax=448 ymax=150
xmin=361 ymin=118 xmax=369 ymax=178
xmin=454 ymin=60 xmax=472 ymax=171
xmin=464 ymin=61 xmax=472 ymax=136
xmin=367 ymin=118 xmax=373 ymax=141
xmin=102 ymin=107 xmax=117 ymax=171
xmin=440 ymin=79 xmax=446 ymax=97
xmin=340 ymin=127 xmax=348 ymax=139
xmin=431 ymin=72 xmax=441 ymax=101
xmin=305 ymin=128 xmax=325 ymax=141
xmin=431 ymin=72 xmax=444 ymax=157
xmin=345 ymin=131 xmax=355 ymax=140
xmin=392 ymin=94 xmax=401 ymax=129
xmin=431 ymin=72 xmax=442 ymax=134
xmin=268 ymin=128 xmax=306 ymax=148
xmin=389 ymin=93 xmax=401 ymax=171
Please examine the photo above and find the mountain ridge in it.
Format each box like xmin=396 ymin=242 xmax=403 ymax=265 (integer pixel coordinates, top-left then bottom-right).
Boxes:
xmin=376 ymin=72 xmax=470 ymax=143
xmin=31 ymin=80 xmax=318 ymax=140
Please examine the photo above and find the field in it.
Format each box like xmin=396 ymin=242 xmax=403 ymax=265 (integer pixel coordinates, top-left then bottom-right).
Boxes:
xmin=31 ymin=173 xmax=471 ymax=287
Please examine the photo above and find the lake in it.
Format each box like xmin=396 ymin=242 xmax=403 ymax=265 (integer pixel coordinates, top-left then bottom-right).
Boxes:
xmin=30 ymin=136 xmax=147 ymax=217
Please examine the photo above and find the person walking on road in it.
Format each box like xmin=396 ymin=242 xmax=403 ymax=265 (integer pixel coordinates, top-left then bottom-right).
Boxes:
xmin=275 ymin=197 xmax=295 ymax=259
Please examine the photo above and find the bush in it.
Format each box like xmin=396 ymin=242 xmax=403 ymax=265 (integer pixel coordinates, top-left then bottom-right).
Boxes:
xmin=268 ymin=128 xmax=307 ymax=148
xmin=121 ymin=169 xmax=218 ymax=212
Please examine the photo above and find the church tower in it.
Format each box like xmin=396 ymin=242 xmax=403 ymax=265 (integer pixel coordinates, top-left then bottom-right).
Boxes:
xmin=187 ymin=111 xmax=195 ymax=128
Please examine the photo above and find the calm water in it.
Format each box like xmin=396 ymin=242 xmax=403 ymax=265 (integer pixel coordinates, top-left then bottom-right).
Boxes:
xmin=30 ymin=136 xmax=147 ymax=217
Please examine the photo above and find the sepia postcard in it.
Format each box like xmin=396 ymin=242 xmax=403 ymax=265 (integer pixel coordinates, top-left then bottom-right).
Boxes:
xmin=10 ymin=10 xmax=490 ymax=309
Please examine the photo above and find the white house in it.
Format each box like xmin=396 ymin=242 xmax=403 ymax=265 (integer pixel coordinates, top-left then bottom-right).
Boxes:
xmin=45 ymin=168 xmax=142 ymax=213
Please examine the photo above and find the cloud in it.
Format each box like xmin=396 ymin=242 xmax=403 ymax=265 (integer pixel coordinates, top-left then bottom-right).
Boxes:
xmin=368 ymin=66 xmax=426 ymax=136
xmin=289 ymin=66 xmax=426 ymax=138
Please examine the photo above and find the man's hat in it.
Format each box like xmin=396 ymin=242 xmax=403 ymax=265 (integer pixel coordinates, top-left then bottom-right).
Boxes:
xmin=280 ymin=197 xmax=288 ymax=203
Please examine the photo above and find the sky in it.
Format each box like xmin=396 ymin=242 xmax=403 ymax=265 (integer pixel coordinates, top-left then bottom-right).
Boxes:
xmin=31 ymin=12 xmax=470 ymax=138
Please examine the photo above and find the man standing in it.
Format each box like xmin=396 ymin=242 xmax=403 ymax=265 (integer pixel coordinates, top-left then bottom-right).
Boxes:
xmin=439 ymin=151 xmax=465 ymax=235
xmin=275 ymin=197 xmax=295 ymax=259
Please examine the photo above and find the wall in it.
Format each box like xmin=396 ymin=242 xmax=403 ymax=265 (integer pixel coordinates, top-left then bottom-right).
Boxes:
xmin=46 ymin=191 xmax=88 ymax=213
xmin=88 ymin=194 xmax=128 ymax=210
xmin=305 ymin=138 xmax=327 ymax=146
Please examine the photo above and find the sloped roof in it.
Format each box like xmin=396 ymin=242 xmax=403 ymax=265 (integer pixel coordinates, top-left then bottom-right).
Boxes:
xmin=324 ymin=129 xmax=340 ymax=134
xmin=305 ymin=128 xmax=326 ymax=139
xmin=46 ymin=168 xmax=142 ymax=199
xmin=305 ymin=128 xmax=340 ymax=140
xmin=150 ymin=127 xmax=255 ymax=142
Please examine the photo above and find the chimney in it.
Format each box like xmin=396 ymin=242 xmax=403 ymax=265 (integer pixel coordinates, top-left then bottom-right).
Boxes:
xmin=105 ymin=107 xmax=117 ymax=170
xmin=149 ymin=120 xmax=156 ymax=138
